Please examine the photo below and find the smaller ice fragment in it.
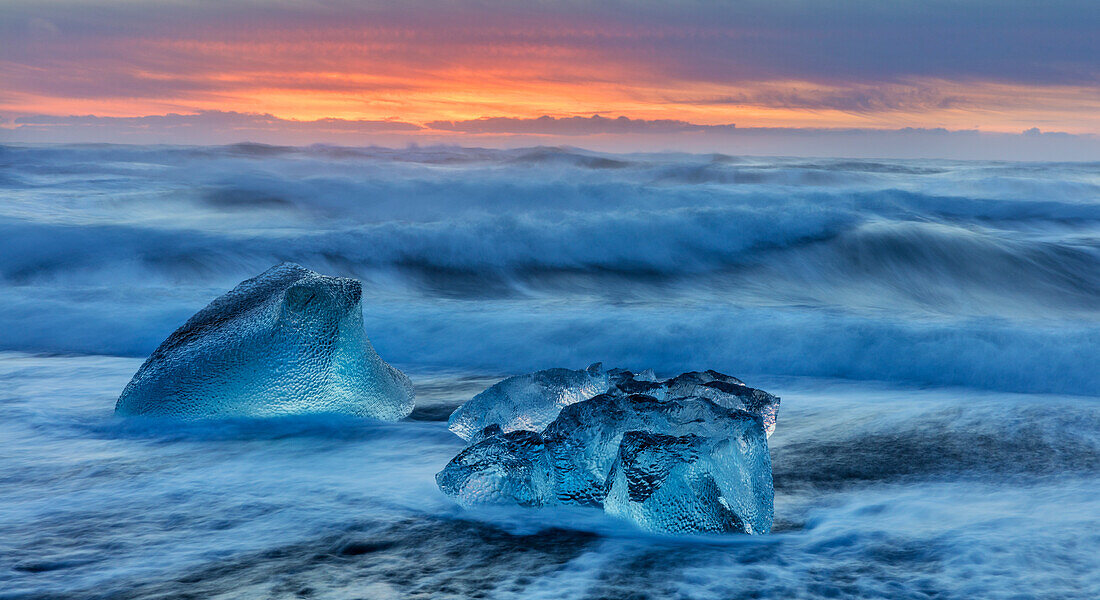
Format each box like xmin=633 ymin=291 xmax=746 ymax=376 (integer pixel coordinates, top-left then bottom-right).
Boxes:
xmin=543 ymin=394 xmax=766 ymax=507
xmin=437 ymin=367 xmax=778 ymax=535
xmin=448 ymin=366 xmax=780 ymax=441
xmin=447 ymin=363 xmax=611 ymax=441
xmin=610 ymin=370 xmax=779 ymax=437
xmin=662 ymin=371 xmax=781 ymax=438
xmin=435 ymin=427 xmax=555 ymax=508
xmin=604 ymin=429 xmax=773 ymax=535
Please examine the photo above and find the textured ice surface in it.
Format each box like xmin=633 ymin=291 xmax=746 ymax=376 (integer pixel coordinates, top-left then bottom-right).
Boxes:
xmin=616 ymin=370 xmax=780 ymax=438
xmin=438 ymin=382 xmax=775 ymax=534
xmin=604 ymin=427 xmax=772 ymax=534
xmin=544 ymin=394 xmax=768 ymax=508
xmin=447 ymin=363 xmax=611 ymax=441
xmin=115 ymin=263 xmax=414 ymax=420
xmin=448 ymin=366 xmax=779 ymax=441
xmin=435 ymin=426 xmax=555 ymax=508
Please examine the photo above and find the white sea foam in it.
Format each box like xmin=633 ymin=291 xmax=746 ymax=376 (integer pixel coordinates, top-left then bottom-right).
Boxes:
xmin=2 ymin=354 xmax=1097 ymax=598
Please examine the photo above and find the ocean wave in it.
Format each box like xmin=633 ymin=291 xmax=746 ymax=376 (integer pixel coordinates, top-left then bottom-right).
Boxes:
xmin=0 ymin=205 xmax=858 ymax=282
xmin=2 ymin=212 xmax=1097 ymax=316
xmin=2 ymin=291 xmax=1098 ymax=394
xmin=737 ymin=220 xmax=1100 ymax=316
xmin=1 ymin=144 xmax=1098 ymax=394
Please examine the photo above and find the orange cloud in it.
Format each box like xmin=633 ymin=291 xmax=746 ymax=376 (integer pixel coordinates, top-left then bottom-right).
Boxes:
xmin=2 ymin=2 xmax=1099 ymax=135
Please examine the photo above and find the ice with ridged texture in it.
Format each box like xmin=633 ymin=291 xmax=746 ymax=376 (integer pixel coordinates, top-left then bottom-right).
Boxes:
xmin=604 ymin=428 xmax=772 ymax=535
xmin=447 ymin=363 xmax=612 ymax=441
xmin=616 ymin=370 xmax=780 ymax=438
xmin=438 ymin=369 xmax=777 ymax=534
xmin=115 ymin=263 xmax=414 ymax=420
xmin=435 ymin=426 xmax=555 ymax=508
xmin=543 ymin=394 xmax=768 ymax=507
xmin=447 ymin=366 xmax=779 ymax=442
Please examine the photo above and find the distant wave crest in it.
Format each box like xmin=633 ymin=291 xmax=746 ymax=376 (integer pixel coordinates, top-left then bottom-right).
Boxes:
xmin=1 ymin=144 xmax=1098 ymax=394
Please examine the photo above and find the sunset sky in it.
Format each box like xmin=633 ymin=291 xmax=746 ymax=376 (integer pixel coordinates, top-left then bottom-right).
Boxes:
xmin=2 ymin=0 xmax=1099 ymax=156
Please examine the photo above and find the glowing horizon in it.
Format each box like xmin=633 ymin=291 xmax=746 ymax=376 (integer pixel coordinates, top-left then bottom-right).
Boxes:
xmin=3 ymin=0 xmax=1099 ymax=151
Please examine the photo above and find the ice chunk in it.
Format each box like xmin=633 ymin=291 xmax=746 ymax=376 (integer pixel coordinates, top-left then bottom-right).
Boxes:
xmin=543 ymin=394 xmax=765 ymax=507
xmin=448 ymin=366 xmax=780 ymax=441
xmin=604 ymin=429 xmax=773 ymax=535
xmin=438 ymin=369 xmax=777 ymax=534
xmin=435 ymin=426 xmax=556 ymax=508
xmin=115 ymin=263 xmax=414 ymax=420
xmin=610 ymin=370 xmax=779 ymax=437
xmin=661 ymin=371 xmax=781 ymax=438
xmin=447 ymin=363 xmax=611 ymax=441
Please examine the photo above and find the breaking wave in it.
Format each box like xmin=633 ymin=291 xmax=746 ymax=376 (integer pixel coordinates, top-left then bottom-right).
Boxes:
xmin=1 ymin=143 xmax=1098 ymax=394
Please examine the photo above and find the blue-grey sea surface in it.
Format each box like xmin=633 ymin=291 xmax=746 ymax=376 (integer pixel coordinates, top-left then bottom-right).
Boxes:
xmin=1 ymin=144 xmax=1097 ymax=599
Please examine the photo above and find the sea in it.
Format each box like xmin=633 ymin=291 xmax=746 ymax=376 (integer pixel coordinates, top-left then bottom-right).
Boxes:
xmin=1 ymin=143 xmax=1098 ymax=599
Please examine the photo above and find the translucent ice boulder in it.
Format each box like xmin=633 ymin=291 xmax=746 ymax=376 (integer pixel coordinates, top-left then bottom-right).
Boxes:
xmin=604 ymin=428 xmax=773 ymax=535
xmin=448 ymin=366 xmax=779 ymax=441
xmin=115 ymin=263 xmax=414 ymax=420
xmin=437 ymin=367 xmax=778 ymax=534
xmin=435 ymin=426 xmax=556 ymax=508
xmin=656 ymin=371 xmax=780 ymax=438
xmin=447 ymin=363 xmax=612 ymax=441
xmin=437 ymin=395 xmax=774 ymax=534
xmin=543 ymin=394 xmax=768 ymax=507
